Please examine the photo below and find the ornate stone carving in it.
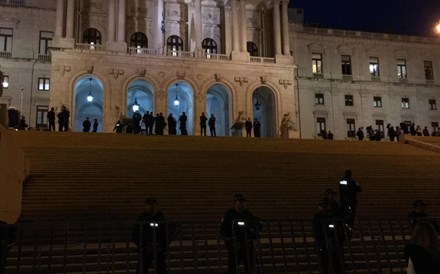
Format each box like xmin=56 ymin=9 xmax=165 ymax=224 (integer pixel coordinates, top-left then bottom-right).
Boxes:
xmin=176 ymin=70 xmax=186 ymax=79
xmin=109 ymin=68 xmax=124 ymax=79
xmin=260 ymin=76 xmax=267 ymax=84
xmin=279 ymin=79 xmax=292 ymax=89
xmin=156 ymin=89 xmax=166 ymax=101
xmin=54 ymin=65 xmax=71 ymax=76
xmin=137 ymin=69 xmax=146 ymax=77
xmin=215 ymin=73 xmax=222 ymax=82
xmin=86 ymin=65 xmax=94 ymax=74
xmin=234 ymin=76 xmax=248 ymax=87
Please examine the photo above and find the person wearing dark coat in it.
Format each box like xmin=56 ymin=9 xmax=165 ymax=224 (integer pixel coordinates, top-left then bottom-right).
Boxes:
xmin=312 ymin=201 xmax=346 ymax=274
xmin=220 ymin=194 xmax=261 ymax=274
xmin=179 ymin=112 xmax=188 ymax=135
xmin=92 ymin=119 xmax=98 ymax=132
xmin=47 ymin=107 xmax=56 ymax=131
xmin=113 ymin=120 xmax=123 ymax=133
xmin=408 ymin=200 xmax=440 ymax=233
xmin=244 ymin=118 xmax=252 ymax=137
xmin=338 ymin=169 xmax=362 ymax=230
xmin=132 ymin=197 xmax=171 ymax=274
xmin=133 ymin=111 xmax=142 ymax=134
xmin=356 ymin=127 xmax=364 ymax=141
xmin=167 ymin=114 xmax=177 ymax=135
xmin=208 ymin=114 xmax=216 ymax=136
xmin=0 ymin=220 xmax=17 ymax=273
xmin=143 ymin=111 xmax=154 ymax=135
xmin=82 ymin=117 xmax=91 ymax=132
xmin=253 ymin=118 xmax=261 ymax=138
xmin=200 ymin=112 xmax=207 ymax=136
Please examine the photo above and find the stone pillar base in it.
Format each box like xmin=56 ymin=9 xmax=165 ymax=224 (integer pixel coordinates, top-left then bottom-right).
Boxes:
xmin=231 ymin=51 xmax=250 ymax=62
xmin=107 ymin=41 xmax=128 ymax=53
xmin=275 ymin=54 xmax=294 ymax=65
xmin=53 ymin=37 xmax=75 ymax=49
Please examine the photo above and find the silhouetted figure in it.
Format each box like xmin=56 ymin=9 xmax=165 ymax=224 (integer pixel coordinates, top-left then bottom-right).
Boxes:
xmin=208 ymin=114 xmax=216 ymax=136
xmin=47 ymin=107 xmax=55 ymax=131
xmin=154 ymin=113 xmax=165 ymax=135
xmin=63 ymin=107 xmax=70 ymax=131
xmin=321 ymin=130 xmax=328 ymax=140
xmin=18 ymin=116 xmax=28 ymax=131
xmin=327 ymin=131 xmax=334 ymax=140
xmin=253 ymin=118 xmax=261 ymax=138
xmin=113 ymin=120 xmax=123 ymax=133
xmin=423 ymin=127 xmax=430 ymax=136
xmin=92 ymin=119 xmax=98 ymax=132
xmin=0 ymin=220 xmax=17 ymax=274
xmin=144 ymin=111 xmax=154 ymax=135
xmin=404 ymin=222 xmax=440 ymax=274
xmin=313 ymin=201 xmax=346 ymax=274
xmin=221 ymin=194 xmax=261 ymax=274
xmin=396 ymin=126 xmax=402 ymax=141
xmin=82 ymin=117 xmax=91 ymax=132
xmin=133 ymin=111 xmax=142 ymax=134
xmin=408 ymin=200 xmax=440 ymax=233
xmin=338 ymin=170 xmax=362 ymax=232
xmin=179 ymin=112 xmax=188 ymax=135
xmin=200 ymin=112 xmax=207 ymax=136
xmin=356 ymin=127 xmax=364 ymax=141
xmin=388 ymin=126 xmax=396 ymax=141
xmin=245 ymin=118 xmax=252 ymax=137
xmin=410 ymin=123 xmax=416 ymax=136
xmin=132 ymin=197 xmax=169 ymax=274
xmin=167 ymin=114 xmax=177 ymax=135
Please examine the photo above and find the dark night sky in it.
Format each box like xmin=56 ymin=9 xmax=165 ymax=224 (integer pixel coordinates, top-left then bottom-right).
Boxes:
xmin=289 ymin=0 xmax=440 ymax=37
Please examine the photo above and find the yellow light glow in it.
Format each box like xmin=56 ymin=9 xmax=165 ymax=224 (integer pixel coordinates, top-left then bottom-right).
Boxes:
xmin=436 ymin=21 xmax=440 ymax=34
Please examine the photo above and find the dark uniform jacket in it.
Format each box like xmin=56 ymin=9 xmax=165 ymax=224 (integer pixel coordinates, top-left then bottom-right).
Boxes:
xmin=405 ymin=243 xmax=440 ymax=274
xmin=312 ymin=212 xmax=345 ymax=252
xmin=338 ymin=177 xmax=362 ymax=206
xmin=220 ymin=209 xmax=261 ymax=244
xmin=132 ymin=211 xmax=167 ymax=249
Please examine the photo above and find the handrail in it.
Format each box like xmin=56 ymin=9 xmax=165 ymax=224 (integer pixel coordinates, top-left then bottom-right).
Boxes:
xmin=74 ymin=43 xmax=106 ymax=52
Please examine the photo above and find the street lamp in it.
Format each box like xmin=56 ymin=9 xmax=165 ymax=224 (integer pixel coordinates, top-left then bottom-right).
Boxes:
xmin=87 ymin=78 xmax=94 ymax=102
xmin=436 ymin=20 xmax=440 ymax=34
xmin=132 ymin=98 xmax=140 ymax=112
xmin=2 ymin=76 xmax=8 ymax=88
xmin=173 ymin=83 xmax=180 ymax=106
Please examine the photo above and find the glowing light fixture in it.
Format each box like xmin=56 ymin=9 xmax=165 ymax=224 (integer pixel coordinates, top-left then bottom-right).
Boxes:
xmin=173 ymin=83 xmax=180 ymax=106
xmin=2 ymin=80 xmax=8 ymax=88
xmin=132 ymin=98 xmax=140 ymax=112
xmin=86 ymin=78 xmax=94 ymax=102
xmin=436 ymin=20 xmax=440 ymax=34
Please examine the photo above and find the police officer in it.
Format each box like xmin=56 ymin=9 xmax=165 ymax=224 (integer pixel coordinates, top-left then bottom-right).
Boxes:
xmin=0 ymin=220 xmax=17 ymax=273
xmin=220 ymin=194 xmax=261 ymax=274
xmin=338 ymin=170 xmax=362 ymax=230
xmin=132 ymin=197 xmax=168 ymax=274
xmin=312 ymin=201 xmax=346 ymax=274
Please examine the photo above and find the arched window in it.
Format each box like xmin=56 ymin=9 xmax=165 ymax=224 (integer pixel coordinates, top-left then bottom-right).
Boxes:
xmin=247 ymin=41 xmax=258 ymax=57
xmin=130 ymin=32 xmax=148 ymax=48
xmin=83 ymin=28 xmax=101 ymax=44
xmin=202 ymin=38 xmax=217 ymax=54
xmin=167 ymin=35 xmax=184 ymax=54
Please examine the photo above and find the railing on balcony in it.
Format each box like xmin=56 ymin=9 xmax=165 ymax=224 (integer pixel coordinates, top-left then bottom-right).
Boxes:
xmin=128 ymin=47 xmax=159 ymax=56
xmin=0 ymin=0 xmax=25 ymax=6
xmin=166 ymin=50 xmax=195 ymax=58
xmin=250 ymin=56 xmax=276 ymax=64
xmin=74 ymin=43 xmax=106 ymax=52
xmin=0 ymin=51 xmax=12 ymax=59
xmin=200 ymin=52 xmax=230 ymax=61
xmin=37 ymin=54 xmax=51 ymax=62
xmin=1 ymin=218 xmax=424 ymax=274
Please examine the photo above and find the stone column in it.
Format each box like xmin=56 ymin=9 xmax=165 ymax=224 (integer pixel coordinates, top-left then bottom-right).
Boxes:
xmin=273 ymin=0 xmax=282 ymax=56
xmin=224 ymin=6 xmax=232 ymax=54
xmin=55 ymin=0 xmax=65 ymax=38
xmin=231 ymin=0 xmax=240 ymax=52
xmin=107 ymin=0 xmax=116 ymax=43
xmin=195 ymin=0 xmax=202 ymax=51
xmin=117 ymin=0 xmax=126 ymax=43
xmin=281 ymin=0 xmax=290 ymax=55
xmin=240 ymin=0 xmax=247 ymax=52
xmin=156 ymin=0 xmax=165 ymax=50
xmin=65 ymin=0 xmax=75 ymax=39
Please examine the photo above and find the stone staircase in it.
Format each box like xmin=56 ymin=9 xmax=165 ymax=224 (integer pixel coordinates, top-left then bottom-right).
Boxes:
xmin=4 ymin=131 xmax=440 ymax=273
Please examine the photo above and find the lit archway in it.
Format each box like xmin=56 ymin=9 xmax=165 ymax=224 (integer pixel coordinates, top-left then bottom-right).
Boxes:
xmin=206 ymin=84 xmax=230 ymax=136
xmin=127 ymin=79 xmax=154 ymax=119
xmin=252 ymin=87 xmax=276 ymax=137
xmin=167 ymin=81 xmax=194 ymax=135
xmin=73 ymin=76 xmax=103 ymax=132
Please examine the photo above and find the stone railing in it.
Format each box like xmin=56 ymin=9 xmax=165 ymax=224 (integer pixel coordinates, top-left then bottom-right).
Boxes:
xmin=74 ymin=43 xmax=106 ymax=52
xmin=37 ymin=54 xmax=51 ymax=62
xmin=0 ymin=51 xmax=12 ymax=59
xmin=250 ymin=56 xmax=276 ymax=63
xmin=128 ymin=47 xmax=158 ymax=56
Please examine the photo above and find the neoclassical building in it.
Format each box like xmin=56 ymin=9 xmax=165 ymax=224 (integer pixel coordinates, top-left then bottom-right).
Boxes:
xmin=1 ymin=1 xmax=440 ymax=139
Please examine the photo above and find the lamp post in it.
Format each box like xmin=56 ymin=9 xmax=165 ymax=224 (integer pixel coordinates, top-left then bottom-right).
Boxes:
xmin=132 ymin=98 xmax=140 ymax=112
xmin=173 ymin=83 xmax=180 ymax=106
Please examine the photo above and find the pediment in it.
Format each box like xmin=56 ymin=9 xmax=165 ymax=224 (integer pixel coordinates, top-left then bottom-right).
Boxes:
xmin=0 ymin=15 xmax=20 ymax=28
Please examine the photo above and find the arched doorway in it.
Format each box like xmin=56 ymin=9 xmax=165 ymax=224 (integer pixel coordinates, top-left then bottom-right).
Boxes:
xmin=73 ymin=76 xmax=103 ymax=132
xmin=252 ymin=87 xmax=276 ymax=137
xmin=167 ymin=81 xmax=194 ymax=135
xmin=126 ymin=79 xmax=154 ymax=119
xmin=206 ymin=84 xmax=230 ymax=136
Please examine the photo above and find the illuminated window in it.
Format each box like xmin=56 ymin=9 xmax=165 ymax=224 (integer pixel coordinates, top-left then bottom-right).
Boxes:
xmin=373 ymin=96 xmax=382 ymax=108
xmin=38 ymin=78 xmax=50 ymax=91
xmin=376 ymin=120 xmax=385 ymax=138
xmin=401 ymin=98 xmax=410 ymax=109
xmin=36 ymin=105 xmax=49 ymax=129
xmin=167 ymin=35 xmax=183 ymax=53
xmin=316 ymin=117 xmax=326 ymax=134
xmin=130 ymin=32 xmax=148 ymax=49
xmin=39 ymin=31 xmax=53 ymax=55
xmin=312 ymin=53 xmax=323 ymax=74
xmin=315 ymin=93 xmax=324 ymax=105
xmin=346 ymin=119 xmax=356 ymax=137
xmin=345 ymin=95 xmax=354 ymax=106
xmin=83 ymin=28 xmax=101 ymax=44
xmin=0 ymin=28 xmax=13 ymax=52
xmin=397 ymin=59 xmax=407 ymax=78
xmin=369 ymin=57 xmax=380 ymax=77
xmin=2 ymin=75 xmax=9 ymax=89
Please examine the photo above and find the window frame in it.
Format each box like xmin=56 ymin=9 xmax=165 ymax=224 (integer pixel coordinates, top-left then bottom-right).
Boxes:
xmin=36 ymin=105 xmax=49 ymax=129
xmin=401 ymin=97 xmax=410 ymax=109
xmin=38 ymin=77 xmax=50 ymax=91
xmin=369 ymin=57 xmax=380 ymax=77
xmin=316 ymin=117 xmax=326 ymax=134
xmin=376 ymin=119 xmax=385 ymax=138
xmin=167 ymin=35 xmax=184 ymax=54
xmin=345 ymin=95 xmax=354 ymax=106
xmin=130 ymin=32 xmax=148 ymax=49
xmin=2 ymin=75 xmax=9 ymax=89
xmin=373 ymin=96 xmax=382 ymax=108
xmin=312 ymin=53 xmax=323 ymax=74
xmin=246 ymin=41 xmax=258 ymax=57
xmin=83 ymin=28 xmax=102 ymax=45
xmin=424 ymin=61 xmax=434 ymax=81
xmin=202 ymin=38 xmax=218 ymax=54
xmin=346 ymin=118 xmax=356 ymax=137
xmin=397 ymin=59 xmax=407 ymax=79
xmin=341 ymin=55 xmax=352 ymax=75
xmin=429 ymin=99 xmax=437 ymax=110
xmin=39 ymin=31 xmax=53 ymax=55
xmin=315 ymin=93 xmax=325 ymax=105
xmin=0 ymin=27 xmax=13 ymax=52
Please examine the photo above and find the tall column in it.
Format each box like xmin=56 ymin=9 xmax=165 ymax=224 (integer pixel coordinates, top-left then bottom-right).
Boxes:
xmin=195 ymin=0 xmax=202 ymax=50
xmin=240 ymin=0 xmax=247 ymax=52
xmin=117 ymin=0 xmax=126 ymax=43
xmin=281 ymin=0 xmax=290 ymax=55
xmin=55 ymin=0 xmax=65 ymax=38
xmin=108 ymin=0 xmax=116 ymax=43
xmin=156 ymin=0 xmax=165 ymax=49
xmin=65 ymin=0 xmax=75 ymax=39
xmin=273 ymin=0 xmax=282 ymax=56
xmin=231 ymin=0 xmax=240 ymax=52
xmin=224 ymin=6 xmax=232 ymax=54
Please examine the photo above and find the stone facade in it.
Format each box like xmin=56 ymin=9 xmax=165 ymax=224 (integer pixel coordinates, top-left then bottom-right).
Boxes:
xmin=1 ymin=1 xmax=440 ymax=139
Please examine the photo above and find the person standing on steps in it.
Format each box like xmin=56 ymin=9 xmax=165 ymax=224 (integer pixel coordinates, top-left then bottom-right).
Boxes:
xmin=200 ymin=112 xmax=207 ymax=136
xmin=208 ymin=114 xmax=216 ymax=137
